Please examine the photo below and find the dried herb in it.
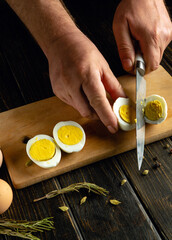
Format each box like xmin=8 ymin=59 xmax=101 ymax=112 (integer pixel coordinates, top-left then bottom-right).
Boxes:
xmin=58 ymin=206 xmax=69 ymax=212
xmin=142 ymin=170 xmax=149 ymax=176
xmin=120 ymin=179 xmax=127 ymax=186
xmin=110 ymin=199 xmax=121 ymax=205
xmin=163 ymin=144 xmax=169 ymax=149
xmin=25 ymin=160 xmax=33 ymax=167
xmin=80 ymin=196 xmax=87 ymax=205
xmin=0 ymin=217 xmax=54 ymax=240
xmin=33 ymin=182 xmax=109 ymax=202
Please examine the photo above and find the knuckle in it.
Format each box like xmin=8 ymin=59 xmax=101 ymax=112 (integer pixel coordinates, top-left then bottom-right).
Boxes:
xmin=89 ymin=95 xmax=103 ymax=109
xmin=80 ymin=110 xmax=92 ymax=119
xmin=149 ymin=62 xmax=159 ymax=72
xmin=150 ymin=28 xmax=159 ymax=46
xmin=163 ymin=28 xmax=172 ymax=43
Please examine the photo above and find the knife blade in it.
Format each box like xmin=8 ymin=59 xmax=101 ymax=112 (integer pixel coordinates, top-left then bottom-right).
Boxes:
xmin=136 ymin=53 xmax=146 ymax=170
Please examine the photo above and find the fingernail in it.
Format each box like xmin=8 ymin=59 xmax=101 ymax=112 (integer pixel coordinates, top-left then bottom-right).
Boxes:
xmin=107 ymin=125 xmax=118 ymax=134
xmin=122 ymin=58 xmax=133 ymax=71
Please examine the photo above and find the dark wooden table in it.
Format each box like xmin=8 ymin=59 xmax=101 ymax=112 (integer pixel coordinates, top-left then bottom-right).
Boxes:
xmin=0 ymin=1 xmax=172 ymax=239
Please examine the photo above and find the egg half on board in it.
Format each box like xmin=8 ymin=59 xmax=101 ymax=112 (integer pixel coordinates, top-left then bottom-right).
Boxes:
xmin=144 ymin=94 xmax=167 ymax=124
xmin=53 ymin=121 xmax=86 ymax=153
xmin=113 ymin=97 xmax=136 ymax=131
xmin=26 ymin=134 xmax=61 ymax=168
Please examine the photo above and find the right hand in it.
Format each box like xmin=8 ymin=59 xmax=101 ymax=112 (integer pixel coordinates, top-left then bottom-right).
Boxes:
xmin=47 ymin=30 xmax=126 ymax=133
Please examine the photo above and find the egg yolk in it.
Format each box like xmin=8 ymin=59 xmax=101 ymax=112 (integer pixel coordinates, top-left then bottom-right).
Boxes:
xmin=145 ymin=100 xmax=162 ymax=121
xmin=119 ymin=105 xmax=136 ymax=124
xmin=58 ymin=125 xmax=83 ymax=145
xmin=29 ymin=139 xmax=56 ymax=161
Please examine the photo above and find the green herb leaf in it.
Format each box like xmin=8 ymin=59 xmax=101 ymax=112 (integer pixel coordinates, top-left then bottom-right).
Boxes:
xmin=120 ymin=179 xmax=127 ymax=186
xmin=0 ymin=217 xmax=54 ymax=240
xmin=80 ymin=196 xmax=87 ymax=205
xmin=59 ymin=206 xmax=69 ymax=212
xmin=25 ymin=160 xmax=33 ymax=167
xmin=110 ymin=199 xmax=121 ymax=205
xmin=142 ymin=170 xmax=149 ymax=176
xmin=34 ymin=182 xmax=109 ymax=202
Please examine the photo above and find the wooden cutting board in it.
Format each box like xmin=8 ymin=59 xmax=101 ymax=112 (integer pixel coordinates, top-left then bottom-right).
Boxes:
xmin=0 ymin=66 xmax=171 ymax=189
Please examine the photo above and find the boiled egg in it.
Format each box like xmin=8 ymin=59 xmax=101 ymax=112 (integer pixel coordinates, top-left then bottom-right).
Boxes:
xmin=26 ymin=134 xmax=61 ymax=168
xmin=0 ymin=149 xmax=3 ymax=167
xmin=113 ymin=95 xmax=167 ymax=131
xmin=0 ymin=179 xmax=13 ymax=214
xmin=53 ymin=121 xmax=86 ymax=153
xmin=113 ymin=97 xmax=136 ymax=131
xmin=144 ymin=94 xmax=167 ymax=124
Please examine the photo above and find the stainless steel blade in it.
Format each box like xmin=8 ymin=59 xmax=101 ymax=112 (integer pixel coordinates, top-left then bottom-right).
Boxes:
xmin=136 ymin=69 xmax=146 ymax=170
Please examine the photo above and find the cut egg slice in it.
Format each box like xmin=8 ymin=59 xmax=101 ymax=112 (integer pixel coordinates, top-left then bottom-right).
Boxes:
xmin=26 ymin=134 xmax=61 ymax=168
xmin=144 ymin=94 xmax=167 ymax=124
xmin=53 ymin=121 xmax=86 ymax=153
xmin=113 ymin=97 xmax=136 ymax=131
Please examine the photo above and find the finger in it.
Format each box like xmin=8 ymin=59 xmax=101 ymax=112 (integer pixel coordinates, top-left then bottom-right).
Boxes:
xmin=102 ymin=66 xmax=126 ymax=100
xmin=139 ymin=38 xmax=161 ymax=73
xmin=113 ymin=19 xmax=135 ymax=72
xmin=69 ymin=87 xmax=98 ymax=120
xmin=82 ymin=71 xmax=118 ymax=133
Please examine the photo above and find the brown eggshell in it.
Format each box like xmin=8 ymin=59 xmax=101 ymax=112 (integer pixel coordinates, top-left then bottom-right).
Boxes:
xmin=0 ymin=149 xmax=3 ymax=167
xmin=0 ymin=179 xmax=13 ymax=214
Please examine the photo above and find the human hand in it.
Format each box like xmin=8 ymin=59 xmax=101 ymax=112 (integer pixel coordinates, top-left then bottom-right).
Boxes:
xmin=113 ymin=0 xmax=172 ymax=73
xmin=47 ymin=30 xmax=125 ymax=133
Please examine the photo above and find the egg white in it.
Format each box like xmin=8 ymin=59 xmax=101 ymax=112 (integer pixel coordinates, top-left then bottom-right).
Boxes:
xmin=113 ymin=98 xmax=136 ymax=131
xmin=26 ymin=134 xmax=61 ymax=168
xmin=53 ymin=121 xmax=86 ymax=153
xmin=144 ymin=94 xmax=167 ymax=124
xmin=0 ymin=149 xmax=3 ymax=168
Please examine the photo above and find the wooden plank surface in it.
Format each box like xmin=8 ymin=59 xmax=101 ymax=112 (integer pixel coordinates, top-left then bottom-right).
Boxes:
xmin=0 ymin=66 xmax=171 ymax=189
xmin=116 ymin=138 xmax=172 ymax=240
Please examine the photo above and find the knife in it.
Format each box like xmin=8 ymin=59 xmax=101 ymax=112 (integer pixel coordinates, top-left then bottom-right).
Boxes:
xmin=136 ymin=52 xmax=146 ymax=170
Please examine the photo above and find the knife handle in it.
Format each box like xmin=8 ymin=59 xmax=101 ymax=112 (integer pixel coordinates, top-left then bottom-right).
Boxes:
xmin=136 ymin=52 xmax=145 ymax=76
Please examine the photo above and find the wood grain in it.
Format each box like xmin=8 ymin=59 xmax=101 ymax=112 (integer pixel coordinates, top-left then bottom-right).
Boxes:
xmin=116 ymin=138 xmax=172 ymax=240
xmin=0 ymin=66 xmax=171 ymax=189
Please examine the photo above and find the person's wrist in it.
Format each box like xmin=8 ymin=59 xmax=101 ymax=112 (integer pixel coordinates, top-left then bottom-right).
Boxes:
xmin=45 ymin=24 xmax=80 ymax=59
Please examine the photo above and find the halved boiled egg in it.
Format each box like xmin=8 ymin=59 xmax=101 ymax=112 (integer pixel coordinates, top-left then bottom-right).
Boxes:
xmin=144 ymin=94 xmax=167 ymax=124
xmin=113 ymin=94 xmax=168 ymax=131
xmin=53 ymin=121 xmax=86 ymax=153
xmin=113 ymin=97 xmax=136 ymax=131
xmin=26 ymin=134 xmax=61 ymax=168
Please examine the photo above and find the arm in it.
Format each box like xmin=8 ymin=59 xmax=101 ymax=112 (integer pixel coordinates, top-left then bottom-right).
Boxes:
xmin=5 ymin=0 xmax=78 ymax=58
xmin=113 ymin=0 xmax=172 ymax=73
xmin=6 ymin=0 xmax=126 ymax=133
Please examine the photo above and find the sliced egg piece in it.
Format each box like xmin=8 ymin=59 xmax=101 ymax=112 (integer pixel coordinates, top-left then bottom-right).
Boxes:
xmin=26 ymin=134 xmax=61 ymax=168
xmin=144 ymin=94 xmax=167 ymax=124
xmin=113 ymin=97 xmax=136 ymax=131
xmin=53 ymin=121 xmax=86 ymax=153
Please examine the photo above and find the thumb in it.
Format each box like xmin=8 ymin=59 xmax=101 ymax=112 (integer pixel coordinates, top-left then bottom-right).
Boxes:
xmin=113 ymin=20 xmax=135 ymax=72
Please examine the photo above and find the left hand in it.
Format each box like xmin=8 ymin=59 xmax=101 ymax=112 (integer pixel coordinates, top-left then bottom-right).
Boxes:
xmin=113 ymin=0 xmax=172 ymax=73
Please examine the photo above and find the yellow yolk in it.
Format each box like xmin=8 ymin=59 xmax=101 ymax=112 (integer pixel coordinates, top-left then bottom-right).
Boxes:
xmin=145 ymin=100 xmax=162 ymax=121
xmin=29 ymin=139 xmax=56 ymax=161
xmin=119 ymin=105 xmax=136 ymax=124
xmin=58 ymin=125 xmax=83 ymax=145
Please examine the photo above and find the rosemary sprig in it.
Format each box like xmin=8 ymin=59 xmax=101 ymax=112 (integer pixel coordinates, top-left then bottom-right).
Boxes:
xmin=0 ymin=217 xmax=54 ymax=240
xmin=34 ymin=182 xmax=109 ymax=202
